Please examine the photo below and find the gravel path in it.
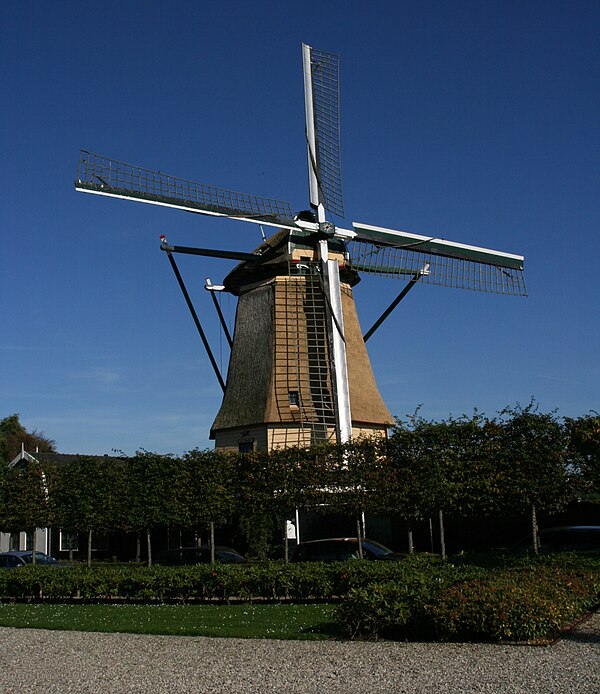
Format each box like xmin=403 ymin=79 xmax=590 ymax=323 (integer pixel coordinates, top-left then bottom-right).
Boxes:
xmin=0 ymin=611 xmax=598 ymax=693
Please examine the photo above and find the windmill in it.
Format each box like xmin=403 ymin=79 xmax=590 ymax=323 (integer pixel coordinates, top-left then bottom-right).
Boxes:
xmin=75 ymin=44 xmax=526 ymax=452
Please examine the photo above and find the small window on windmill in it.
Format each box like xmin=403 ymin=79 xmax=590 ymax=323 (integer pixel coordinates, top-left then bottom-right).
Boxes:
xmin=288 ymin=391 xmax=300 ymax=407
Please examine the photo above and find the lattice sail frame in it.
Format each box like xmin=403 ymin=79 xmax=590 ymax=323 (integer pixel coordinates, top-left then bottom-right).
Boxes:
xmin=75 ymin=150 xmax=295 ymax=228
xmin=308 ymin=47 xmax=344 ymax=218
xmin=348 ymin=239 xmax=527 ymax=296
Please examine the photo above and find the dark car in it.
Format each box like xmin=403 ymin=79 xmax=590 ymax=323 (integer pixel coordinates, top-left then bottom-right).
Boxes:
xmin=154 ymin=546 xmax=246 ymax=566
xmin=511 ymin=526 xmax=600 ymax=554
xmin=0 ymin=551 xmax=60 ymax=568
xmin=291 ymin=537 xmax=405 ymax=562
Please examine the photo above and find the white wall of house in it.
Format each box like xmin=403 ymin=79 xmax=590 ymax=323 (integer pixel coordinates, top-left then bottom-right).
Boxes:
xmin=0 ymin=528 xmax=49 ymax=553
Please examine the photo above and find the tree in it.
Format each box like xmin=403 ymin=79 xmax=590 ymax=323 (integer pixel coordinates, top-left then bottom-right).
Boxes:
xmin=0 ymin=414 xmax=55 ymax=465
xmin=233 ymin=449 xmax=283 ymax=560
xmin=123 ymin=452 xmax=187 ymax=566
xmin=389 ymin=413 xmax=460 ymax=558
xmin=49 ymin=456 xmax=127 ymax=566
xmin=326 ymin=439 xmax=392 ymax=557
xmin=183 ymin=449 xmax=237 ymax=562
xmin=497 ymin=402 xmax=573 ymax=554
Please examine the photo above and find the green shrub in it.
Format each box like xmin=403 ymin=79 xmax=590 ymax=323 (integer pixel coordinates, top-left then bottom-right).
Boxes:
xmin=424 ymin=565 xmax=600 ymax=642
xmin=334 ymin=582 xmax=412 ymax=639
xmin=332 ymin=555 xmax=600 ymax=642
xmin=333 ymin=558 xmax=487 ymax=639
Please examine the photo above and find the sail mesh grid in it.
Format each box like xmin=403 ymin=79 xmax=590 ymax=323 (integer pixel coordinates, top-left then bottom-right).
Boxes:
xmin=278 ymin=265 xmax=337 ymax=448
xmin=310 ymin=48 xmax=344 ymax=218
xmin=76 ymin=150 xmax=294 ymax=223
xmin=347 ymin=240 xmax=528 ymax=296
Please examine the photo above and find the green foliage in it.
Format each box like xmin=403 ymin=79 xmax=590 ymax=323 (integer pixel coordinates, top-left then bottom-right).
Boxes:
xmin=0 ymin=414 xmax=56 ymax=466
xmin=0 ymin=556 xmax=598 ymax=644
xmin=0 ymin=558 xmax=440 ymax=603
xmin=387 ymin=411 xmax=494 ymax=531
xmin=496 ymin=402 xmax=573 ymax=515
xmin=183 ymin=449 xmax=236 ymax=526
xmin=332 ymin=555 xmax=600 ymax=642
xmin=0 ymin=460 xmax=51 ymax=533
xmin=334 ymin=557 xmax=486 ymax=639
xmin=566 ymin=413 xmax=600 ymax=499
xmin=238 ymin=512 xmax=277 ymax=560
xmin=0 ymin=404 xmax=594 ymax=563
xmin=49 ymin=456 xmax=127 ymax=535
xmin=124 ymin=452 xmax=184 ymax=533
xmin=424 ymin=565 xmax=600 ymax=642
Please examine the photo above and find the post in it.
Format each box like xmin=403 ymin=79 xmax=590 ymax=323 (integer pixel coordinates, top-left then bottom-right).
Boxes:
xmin=295 ymin=508 xmax=301 ymax=545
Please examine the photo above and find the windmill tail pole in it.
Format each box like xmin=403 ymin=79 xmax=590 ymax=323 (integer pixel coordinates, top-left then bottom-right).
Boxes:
xmin=206 ymin=284 xmax=233 ymax=348
xmin=363 ymin=264 xmax=430 ymax=343
xmin=160 ymin=244 xmax=226 ymax=392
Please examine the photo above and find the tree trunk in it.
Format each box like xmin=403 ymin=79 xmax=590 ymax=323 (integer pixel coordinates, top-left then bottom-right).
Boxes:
xmin=407 ymin=525 xmax=414 ymax=555
xmin=531 ymin=504 xmax=539 ymax=555
xmin=429 ymin=517 xmax=434 ymax=553
xmin=283 ymin=519 xmax=289 ymax=564
xmin=438 ymin=509 xmax=447 ymax=560
xmin=209 ymin=522 xmax=215 ymax=564
xmin=356 ymin=518 xmax=364 ymax=559
xmin=135 ymin=534 xmax=141 ymax=563
xmin=146 ymin=528 xmax=152 ymax=567
xmin=87 ymin=528 xmax=93 ymax=568
xmin=31 ymin=528 xmax=37 ymax=564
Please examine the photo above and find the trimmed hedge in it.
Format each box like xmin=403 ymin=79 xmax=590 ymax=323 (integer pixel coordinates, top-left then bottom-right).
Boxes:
xmin=0 ymin=558 xmax=442 ymax=603
xmin=1 ymin=554 xmax=598 ymax=643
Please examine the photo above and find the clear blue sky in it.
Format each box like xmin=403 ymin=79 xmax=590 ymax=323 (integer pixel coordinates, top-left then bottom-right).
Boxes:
xmin=2 ymin=1 xmax=598 ymax=455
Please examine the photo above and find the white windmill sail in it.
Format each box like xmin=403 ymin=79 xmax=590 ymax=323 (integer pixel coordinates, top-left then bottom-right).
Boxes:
xmin=75 ymin=150 xmax=297 ymax=231
xmin=302 ymin=43 xmax=352 ymax=444
xmin=348 ymin=222 xmax=527 ymax=295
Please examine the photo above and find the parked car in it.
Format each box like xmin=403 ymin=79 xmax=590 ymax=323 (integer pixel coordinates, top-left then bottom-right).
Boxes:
xmin=510 ymin=526 xmax=600 ymax=554
xmin=291 ymin=538 xmax=406 ymax=562
xmin=0 ymin=551 xmax=60 ymax=568
xmin=154 ymin=546 xmax=246 ymax=566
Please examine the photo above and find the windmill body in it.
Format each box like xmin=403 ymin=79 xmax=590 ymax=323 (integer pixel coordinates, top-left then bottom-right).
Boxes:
xmin=210 ymin=229 xmax=391 ymax=451
xmin=75 ymin=44 xmax=526 ymax=451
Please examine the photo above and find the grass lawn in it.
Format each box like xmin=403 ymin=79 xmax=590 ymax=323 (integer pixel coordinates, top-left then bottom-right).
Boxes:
xmin=0 ymin=603 xmax=337 ymax=640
